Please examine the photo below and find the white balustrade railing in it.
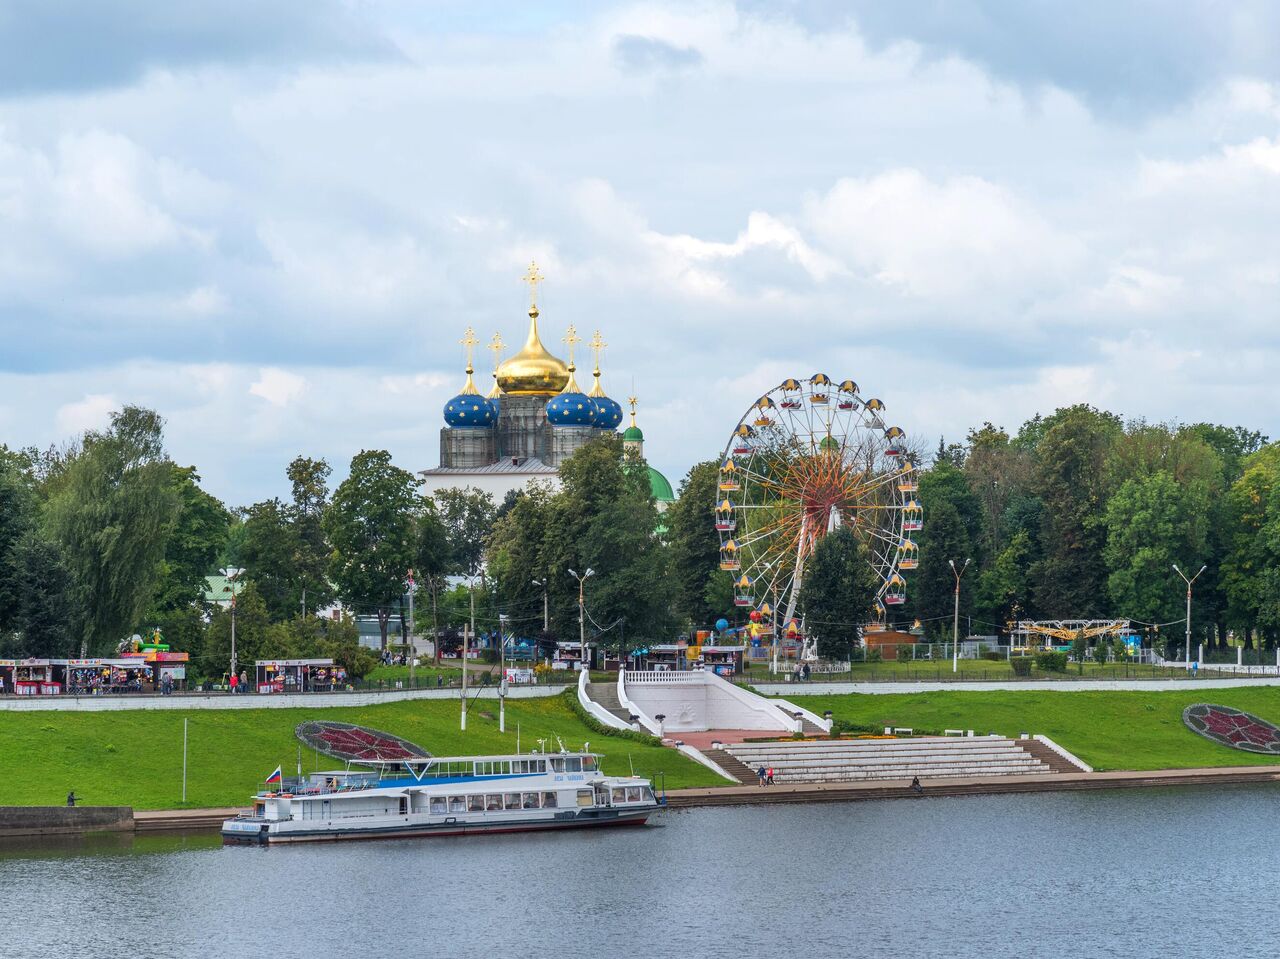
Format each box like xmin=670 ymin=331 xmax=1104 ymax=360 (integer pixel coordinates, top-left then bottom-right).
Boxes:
xmin=624 ymin=670 xmax=705 ymax=683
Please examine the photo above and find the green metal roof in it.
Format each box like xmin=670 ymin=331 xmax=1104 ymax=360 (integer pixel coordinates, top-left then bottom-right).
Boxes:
xmin=648 ymin=465 xmax=674 ymax=502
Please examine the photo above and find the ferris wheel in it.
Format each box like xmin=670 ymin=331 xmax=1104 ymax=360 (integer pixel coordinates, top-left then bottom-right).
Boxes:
xmin=714 ymin=374 xmax=922 ymax=639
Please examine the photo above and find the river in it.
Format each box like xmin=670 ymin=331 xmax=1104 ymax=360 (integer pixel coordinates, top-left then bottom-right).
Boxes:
xmin=4 ymin=784 xmax=1278 ymax=959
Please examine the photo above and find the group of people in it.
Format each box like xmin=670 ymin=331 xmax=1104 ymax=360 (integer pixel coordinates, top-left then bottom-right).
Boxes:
xmin=64 ymin=667 xmax=154 ymax=695
xmin=755 ymin=765 xmax=776 ymax=786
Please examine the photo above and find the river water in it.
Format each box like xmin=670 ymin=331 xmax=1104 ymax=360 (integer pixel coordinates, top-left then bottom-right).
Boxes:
xmin=3 ymin=784 xmax=1278 ymax=959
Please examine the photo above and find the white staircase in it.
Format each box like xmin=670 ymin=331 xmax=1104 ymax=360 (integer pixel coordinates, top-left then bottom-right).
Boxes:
xmin=726 ymin=736 xmax=1076 ymax=784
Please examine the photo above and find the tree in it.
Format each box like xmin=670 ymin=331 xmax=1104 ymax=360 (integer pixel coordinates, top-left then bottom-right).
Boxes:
xmin=4 ymin=532 xmax=73 ymax=656
xmin=324 ymin=450 xmax=419 ymax=649
xmin=149 ymin=465 xmax=230 ymax=614
xmin=1027 ymin=405 xmax=1121 ymax=617
xmin=0 ymin=447 xmax=37 ymax=633
xmin=434 ymin=486 xmax=496 ymax=579
xmin=487 ymin=484 xmax=555 ymax=641
xmin=665 ymin=460 xmax=725 ymax=629
xmin=799 ymin=527 xmax=877 ymax=661
xmin=239 ymin=498 xmax=304 ymax=622
xmin=286 ymin=455 xmax=334 ymax=613
xmin=915 ymin=458 xmax=980 ymax=636
xmin=43 ymin=406 xmax=181 ymax=654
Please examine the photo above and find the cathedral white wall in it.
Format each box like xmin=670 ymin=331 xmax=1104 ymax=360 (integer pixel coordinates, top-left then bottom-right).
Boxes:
xmin=421 ymin=472 xmax=560 ymax=503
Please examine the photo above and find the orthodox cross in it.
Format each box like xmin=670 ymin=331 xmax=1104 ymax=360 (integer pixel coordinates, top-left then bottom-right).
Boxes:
xmin=460 ymin=326 xmax=479 ymax=373
xmin=589 ymin=329 xmax=606 ymax=373
xmin=628 ymin=394 xmax=638 ymax=427
xmin=521 ymin=260 xmax=545 ymax=309
xmin=562 ymin=323 xmax=581 ymax=367
xmin=488 ymin=331 xmax=505 ymax=368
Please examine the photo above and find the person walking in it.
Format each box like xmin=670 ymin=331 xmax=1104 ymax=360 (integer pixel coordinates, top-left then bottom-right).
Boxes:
xmin=910 ymin=775 xmax=923 ymax=795
xmin=66 ymin=791 xmax=76 ymax=807
xmin=766 ymin=767 xmax=775 ymax=786
xmin=757 ymin=765 xmax=766 ymax=787
xmin=228 ymin=673 xmax=238 ymax=695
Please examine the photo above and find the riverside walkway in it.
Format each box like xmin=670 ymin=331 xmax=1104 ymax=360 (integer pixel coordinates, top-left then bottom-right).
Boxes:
xmin=750 ymin=676 xmax=1280 ymax=696
xmin=0 ymin=684 xmax=568 ymax=711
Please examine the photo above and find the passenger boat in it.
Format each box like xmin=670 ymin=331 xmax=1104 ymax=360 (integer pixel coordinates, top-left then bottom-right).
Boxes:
xmin=221 ymin=751 xmax=662 ymax=845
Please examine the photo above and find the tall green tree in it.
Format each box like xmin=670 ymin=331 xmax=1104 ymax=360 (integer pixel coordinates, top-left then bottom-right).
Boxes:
xmin=200 ymin=581 xmax=271 ymax=679
xmin=800 ymin=526 xmax=877 ymax=660
xmin=43 ymin=407 xmax=181 ymax=654
xmin=1027 ymin=405 xmax=1121 ymax=617
xmin=664 ymin=460 xmax=726 ymax=629
xmin=149 ymin=465 xmax=230 ymax=613
xmin=239 ymin=498 xmax=303 ymax=622
xmin=434 ymin=486 xmax=497 ymax=579
xmin=286 ymin=455 xmax=334 ymax=612
xmin=324 ymin=450 xmax=419 ymax=648
xmin=4 ymin=531 xmax=73 ymax=656
xmin=0 ymin=446 xmax=37 ymax=634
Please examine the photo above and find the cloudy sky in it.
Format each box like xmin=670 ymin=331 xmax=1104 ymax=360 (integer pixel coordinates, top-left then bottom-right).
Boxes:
xmin=2 ymin=1 xmax=1279 ymax=507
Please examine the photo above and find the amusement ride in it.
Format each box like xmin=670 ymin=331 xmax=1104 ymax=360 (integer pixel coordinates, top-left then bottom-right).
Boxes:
xmin=715 ymin=374 xmax=921 ymax=660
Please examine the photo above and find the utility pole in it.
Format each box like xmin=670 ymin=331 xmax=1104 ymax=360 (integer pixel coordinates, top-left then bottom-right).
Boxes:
xmin=498 ymin=613 xmax=508 ymax=733
xmin=950 ymin=558 xmax=971 ymax=674
xmin=301 ymin=584 xmax=306 ymax=620
xmin=462 ymin=576 xmax=475 ymax=731
xmin=1173 ymin=563 xmax=1207 ymax=670
xmin=568 ymin=568 xmax=594 ymax=671
xmin=221 ymin=568 xmax=240 ymax=691
xmin=407 ymin=569 xmax=416 ymax=686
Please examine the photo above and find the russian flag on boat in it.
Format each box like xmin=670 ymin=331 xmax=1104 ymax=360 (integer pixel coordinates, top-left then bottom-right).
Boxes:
xmin=265 ymin=766 xmax=282 ymax=785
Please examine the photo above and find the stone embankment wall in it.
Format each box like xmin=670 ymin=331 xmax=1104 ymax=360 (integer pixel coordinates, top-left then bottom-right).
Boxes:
xmin=0 ymin=806 xmax=133 ymax=836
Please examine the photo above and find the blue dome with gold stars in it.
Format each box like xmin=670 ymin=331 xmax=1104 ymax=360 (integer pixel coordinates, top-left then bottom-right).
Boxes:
xmin=547 ymin=388 xmax=597 ymax=427
xmin=591 ymin=395 xmax=623 ymax=430
xmin=443 ymin=391 xmax=495 ymax=428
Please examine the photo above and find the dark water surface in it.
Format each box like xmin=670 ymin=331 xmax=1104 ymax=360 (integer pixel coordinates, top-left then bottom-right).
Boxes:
xmin=3 ymin=784 xmax=1278 ymax=959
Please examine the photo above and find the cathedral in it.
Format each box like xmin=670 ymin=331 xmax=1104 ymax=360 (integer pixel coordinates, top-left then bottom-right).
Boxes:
xmin=420 ymin=262 xmax=674 ymax=507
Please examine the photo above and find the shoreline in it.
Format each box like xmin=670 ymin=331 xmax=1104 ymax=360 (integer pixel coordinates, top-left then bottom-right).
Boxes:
xmin=8 ymin=765 xmax=1279 ymax=838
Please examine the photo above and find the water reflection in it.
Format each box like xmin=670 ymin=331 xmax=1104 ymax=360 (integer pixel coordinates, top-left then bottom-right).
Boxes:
xmin=4 ymin=784 xmax=1280 ymax=959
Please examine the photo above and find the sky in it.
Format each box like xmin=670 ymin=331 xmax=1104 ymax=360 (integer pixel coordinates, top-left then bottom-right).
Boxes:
xmin=2 ymin=1 xmax=1279 ymax=507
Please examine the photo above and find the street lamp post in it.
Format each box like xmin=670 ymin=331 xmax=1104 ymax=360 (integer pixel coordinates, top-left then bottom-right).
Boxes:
xmin=407 ymin=569 xmax=416 ymax=686
xmin=1172 ymin=563 xmax=1207 ymax=670
xmin=950 ymin=558 xmax=971 ymax=674
xmin=568 ymin=568 xmax=595 ymax=671
xmin=220 ymin=568 xmax=240 ymax=692
xmin=531 ymin=578 xmax=549 ymax=633
xmin=498 ymin=612 xmax=508 ymax=733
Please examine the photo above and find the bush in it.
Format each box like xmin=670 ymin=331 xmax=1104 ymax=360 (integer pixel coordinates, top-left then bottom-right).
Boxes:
xmin=980 ymin=650 xmax=1004 ymax=662
xmin=1092 ymin=641 xmax=1109 ymax=666
xmin=1035 ymin=651 xmax=1068 ymax=672
xmin=477 ymin=649 xmax=498 ymax=665
xmin=1010 ymin=657 xmax=1032 ymax=677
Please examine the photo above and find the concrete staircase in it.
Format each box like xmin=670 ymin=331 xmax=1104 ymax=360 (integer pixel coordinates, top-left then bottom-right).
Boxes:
xmin=702 ymin=748 xmax=757 ymax=784
xmin=585 ymin=682 xmax=635 ymax=727
xmin=726 ymin=736 xmax=1072 ymax=784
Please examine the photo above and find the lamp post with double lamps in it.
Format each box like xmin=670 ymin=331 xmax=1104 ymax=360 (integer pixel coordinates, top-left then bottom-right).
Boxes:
xmin=949 ymin=558 xmax=971 ymax=674
xmin=1172 ymin=563 xmax=1207 ymax=670
xmin=568 ymin=568 xmax=595 ymax=671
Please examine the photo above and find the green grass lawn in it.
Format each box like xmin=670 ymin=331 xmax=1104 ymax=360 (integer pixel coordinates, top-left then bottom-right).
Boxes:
xmin=0 ymin=692 xmax=721 ymax=810
xmin=787 ymin=686 xmax=1280 ymax=771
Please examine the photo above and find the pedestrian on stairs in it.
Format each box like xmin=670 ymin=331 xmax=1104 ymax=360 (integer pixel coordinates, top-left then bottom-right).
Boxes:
xmin=757 ymin=766 xmax=766 ymax=787
xmin=766 ymin=767 xmax=775 ymax=786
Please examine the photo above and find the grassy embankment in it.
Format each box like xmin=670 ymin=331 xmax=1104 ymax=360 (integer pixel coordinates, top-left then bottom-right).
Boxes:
xmin=0 ymin=693 xmax=721 ymax=810
xmin=790 ymin=686 xmax=1280 ymax=771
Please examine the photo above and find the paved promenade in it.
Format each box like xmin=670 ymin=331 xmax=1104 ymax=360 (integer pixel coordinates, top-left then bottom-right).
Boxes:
xmin=751 ymin=676 xmax=1280 ymax=696
xmin=0 ymin=684 xmax=567 ymax=711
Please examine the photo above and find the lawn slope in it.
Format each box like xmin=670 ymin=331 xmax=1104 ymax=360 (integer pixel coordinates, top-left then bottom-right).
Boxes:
xmin=794 ymin=686 xmax=1280 ymax=770
xmin=0 ymin=693 xmax=721 ymax=810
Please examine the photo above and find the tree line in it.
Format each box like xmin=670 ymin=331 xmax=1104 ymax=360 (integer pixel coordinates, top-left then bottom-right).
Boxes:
xmin=4 ymin=401 xmax=1278 ymax=671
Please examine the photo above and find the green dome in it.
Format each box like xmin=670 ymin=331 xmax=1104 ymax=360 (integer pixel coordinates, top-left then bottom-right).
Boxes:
xmin=648 ymin=465 xmax=674 ymax=502
xmin=623 ymin=425 xmax=644 ymax=442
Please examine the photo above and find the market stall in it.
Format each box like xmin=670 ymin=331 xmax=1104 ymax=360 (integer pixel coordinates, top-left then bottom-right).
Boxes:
xmin=255 ymin=659 xmax=338 ymax=693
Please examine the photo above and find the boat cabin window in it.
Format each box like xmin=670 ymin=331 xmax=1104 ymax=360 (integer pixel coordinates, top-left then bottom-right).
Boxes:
xmin=611 ymin=788 xmax=626 ymax=804
xmin=485 ymin=794 xmax=502 ymax=811
xmin=503 ymin=793 xmax=522 ymax=810
xmin=522 ymin=792 xmax=539 ymax=809
xmin=430 ymin=797 xmax=447 ymax=815
xmin=448 ymin=796 xmax=466 ymax=813
xmin=626 ymin=787 xmax=643 ymax=803
xmin=565 ymin=758 xmax=582 ymax=773
xmin=576 ymin=789 xmax=594 ymax=807
xmin=467 ymin=796 xmax=484 ymax=812
xmin=511 ymin=759 xmax=546 ymax=773
xmin=582 ymin=756 xmax=597 ymax=771
xmin=541 ymin=792 xmax=557 ymax=808
xmin=551 ymin=758 xmax=566 ymax=773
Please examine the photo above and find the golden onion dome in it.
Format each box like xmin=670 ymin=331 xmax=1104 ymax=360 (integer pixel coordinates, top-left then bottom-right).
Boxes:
xmin=495 ymin=307 xmax=570 ymax=395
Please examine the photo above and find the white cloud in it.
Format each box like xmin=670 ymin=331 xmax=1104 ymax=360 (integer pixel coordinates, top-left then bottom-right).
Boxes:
xmin=55 ymin=393 xmax=117 ymax=436
xmin=249 ymin=368 xmax=306 ymax=407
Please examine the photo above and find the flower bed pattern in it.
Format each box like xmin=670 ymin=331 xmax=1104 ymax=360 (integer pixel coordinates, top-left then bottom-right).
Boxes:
xmin=295 ymin=721 xmax=431 ymax=762
xmin=1182 ymin=704 xmax=1280 ymax=755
